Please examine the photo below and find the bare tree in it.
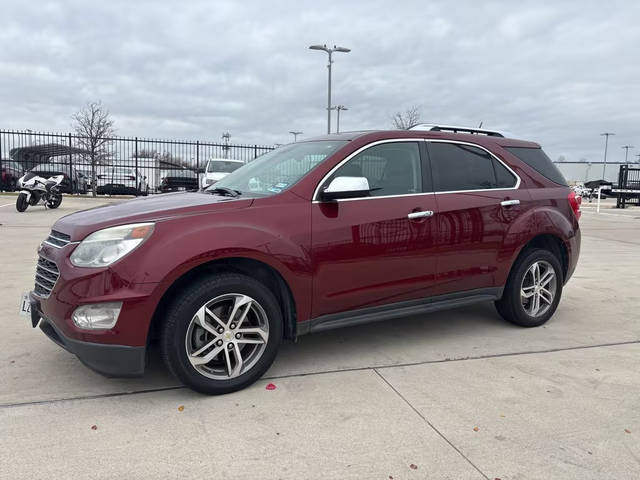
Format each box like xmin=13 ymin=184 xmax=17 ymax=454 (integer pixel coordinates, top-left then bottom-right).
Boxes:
xmin=73 ymin=101 xmax=115 ymax=196
xmin=391 ymin=106 xmax=422 ymax=130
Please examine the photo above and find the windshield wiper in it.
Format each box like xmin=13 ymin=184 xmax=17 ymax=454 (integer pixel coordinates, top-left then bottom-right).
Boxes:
xmin=206 ymin=186 xmax=242 ymax=197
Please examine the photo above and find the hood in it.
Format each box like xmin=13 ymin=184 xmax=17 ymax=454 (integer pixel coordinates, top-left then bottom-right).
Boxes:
xmin=54 ymin=192 xmax=253 ymax=241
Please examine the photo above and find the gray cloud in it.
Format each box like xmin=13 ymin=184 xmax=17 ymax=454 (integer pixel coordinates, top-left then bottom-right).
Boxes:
xmin=1 ymin=0 xmax=638 ymax=161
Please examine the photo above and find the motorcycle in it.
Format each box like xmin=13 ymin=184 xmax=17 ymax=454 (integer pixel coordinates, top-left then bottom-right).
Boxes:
xmin=16 ymin=173 xmax=65 ymax=212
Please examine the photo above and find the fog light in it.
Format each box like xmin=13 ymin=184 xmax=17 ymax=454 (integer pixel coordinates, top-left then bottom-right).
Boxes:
xmin=72 ymin=302 xmax=122 ymax=330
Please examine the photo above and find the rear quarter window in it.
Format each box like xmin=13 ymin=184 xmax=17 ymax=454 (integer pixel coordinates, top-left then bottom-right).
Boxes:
xmin=505 ymin=147 xmax=567 ymax=186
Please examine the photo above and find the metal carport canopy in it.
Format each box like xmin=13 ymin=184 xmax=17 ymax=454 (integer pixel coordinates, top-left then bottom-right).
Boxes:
xmin=10 ymin=143 xmax=90 ymax=159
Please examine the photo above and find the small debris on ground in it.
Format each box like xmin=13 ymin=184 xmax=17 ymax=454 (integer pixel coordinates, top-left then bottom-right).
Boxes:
xmin=178 ymin=405 xmax=184 ymax=412
xmin=90 ymin=425 xmax=97 ymax=430
xmin=409 ymin=464 xmax=418 ymax=470
xmin=266 ymin=383 xmax=277 ymax=390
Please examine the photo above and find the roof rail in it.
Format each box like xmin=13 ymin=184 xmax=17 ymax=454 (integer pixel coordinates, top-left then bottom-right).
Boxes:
xmin=409 ymin=124 xmax=504 ymax=137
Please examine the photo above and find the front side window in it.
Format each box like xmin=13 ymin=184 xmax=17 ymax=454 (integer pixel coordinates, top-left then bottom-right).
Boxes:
xmin=429 ymin=143 xmax=516 ymax=192
xmin=328 ymin=142 xmax=422 ymax=197
xmin=210 ymin=141 xmax=346 ymax=196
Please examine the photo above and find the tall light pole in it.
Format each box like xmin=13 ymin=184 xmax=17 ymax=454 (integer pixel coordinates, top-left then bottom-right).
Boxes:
xmin=600 ymin=132 xmax=615 ymax=179
xmin=289 ymin=131 xmax=303 ymax=142
xmin=622 ymin=145 xmax=634 ymax=163
xmin=331 ymin=105 xmax=348 ymax=133
xmin=309 ymin=44 xmax=351 ymax=134
xmin=222 ymin=132 xmax=231 ymax=159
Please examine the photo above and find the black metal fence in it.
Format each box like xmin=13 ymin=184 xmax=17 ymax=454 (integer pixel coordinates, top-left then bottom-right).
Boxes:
xmin=614 ymin=165 xmax=640 ymax=208
xmin=0 ymin=129 xmax=275 ymax=195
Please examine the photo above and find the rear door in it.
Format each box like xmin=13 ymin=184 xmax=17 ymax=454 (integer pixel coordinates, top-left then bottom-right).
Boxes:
xmin=426 ymin=140 xmax=529 ymax=295
xmin=311 ymin=140 xmax=439 ymax=318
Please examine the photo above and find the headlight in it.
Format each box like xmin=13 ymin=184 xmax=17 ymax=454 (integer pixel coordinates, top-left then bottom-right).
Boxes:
xmin=70 ymin=222 xmax=155 ymax=267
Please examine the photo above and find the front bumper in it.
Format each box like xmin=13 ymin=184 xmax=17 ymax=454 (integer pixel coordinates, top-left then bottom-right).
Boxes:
xmin=30 ymin=293 xmax=146 ymax=377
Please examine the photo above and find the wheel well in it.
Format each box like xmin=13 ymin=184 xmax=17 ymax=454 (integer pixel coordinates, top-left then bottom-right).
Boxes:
xmin=148 ymin=258 xmax=297 ymax=344
xmin=519 ymin=234 xmax=568 ymax=281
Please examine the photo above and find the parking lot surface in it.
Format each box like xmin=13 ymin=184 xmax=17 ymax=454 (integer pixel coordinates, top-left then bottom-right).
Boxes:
xmin=1 ymin=195 xmax=639 ymax=479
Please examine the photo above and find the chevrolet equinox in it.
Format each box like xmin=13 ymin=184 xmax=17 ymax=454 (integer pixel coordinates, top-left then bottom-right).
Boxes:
xmin=28 ymin=125 xmax=581 ymax=394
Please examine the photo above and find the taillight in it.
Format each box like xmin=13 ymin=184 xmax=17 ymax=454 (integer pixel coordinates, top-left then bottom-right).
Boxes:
xmin=568 ymin=191 xmax=581 ymax=220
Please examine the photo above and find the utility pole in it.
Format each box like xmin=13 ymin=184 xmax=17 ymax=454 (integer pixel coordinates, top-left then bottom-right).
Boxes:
xmin=222 ymin=132 xmax=231 ymax=159
xmin=309 ymin=44 xmax=351 ymax=134
xmin=600 ymin=132 xmax=615 ymax=179
xmin=331 ymin=105 xmax=348 ymax=133
xmin=289 ymin=131 xmax=303 ymax=142
xmin=622 ymin=145 xmax=634 ymax=163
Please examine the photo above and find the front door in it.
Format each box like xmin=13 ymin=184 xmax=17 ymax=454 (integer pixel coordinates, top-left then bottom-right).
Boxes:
xmin=311 ymin=141 xmax=439 ymax=318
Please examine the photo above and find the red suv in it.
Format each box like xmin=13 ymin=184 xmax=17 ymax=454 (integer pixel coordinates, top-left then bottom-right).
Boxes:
xmin=28 ymin=126 xmax=581 ymax=394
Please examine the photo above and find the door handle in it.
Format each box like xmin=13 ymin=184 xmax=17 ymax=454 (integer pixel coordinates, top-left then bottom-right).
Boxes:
xmin=407 ymin=210 xmax=434 ymax=219
xmin=500 ymin=199 xmax=520 ymax=207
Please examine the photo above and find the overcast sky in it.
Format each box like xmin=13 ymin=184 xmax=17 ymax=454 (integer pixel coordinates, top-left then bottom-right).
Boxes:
xmin=1 ymin=0 xmax=638 ymax=161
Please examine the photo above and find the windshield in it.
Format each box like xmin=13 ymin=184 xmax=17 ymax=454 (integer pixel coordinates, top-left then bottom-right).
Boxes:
xmin=207 ymin=141 xmax=346 ymax=196
xmin=206 ymin=160 xmax=243 ymax=173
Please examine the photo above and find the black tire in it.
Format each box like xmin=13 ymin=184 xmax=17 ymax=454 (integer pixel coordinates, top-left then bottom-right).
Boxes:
xmin=16 ymin=193 xmax=28 ymax=212
xmin=160 ymin=272 xmax=283 ymax=395
xmin=495 ymin=248 xmax=563 ymax=327
xmin=46 ymin=194 xmax=62 ymax=209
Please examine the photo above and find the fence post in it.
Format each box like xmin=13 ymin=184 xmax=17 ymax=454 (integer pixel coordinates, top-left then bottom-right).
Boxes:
xmin=68 ymin=133 xmax=74 ymax=194
xmin=135 ymin=137 xmax=139 ymax=195
xmin=196 ymin=141 xmax=200 ymax=188
xmin=254 ymin=145 xmax=258 ymax=160
xmin=0 ymin=133 xmax=3 ymax=190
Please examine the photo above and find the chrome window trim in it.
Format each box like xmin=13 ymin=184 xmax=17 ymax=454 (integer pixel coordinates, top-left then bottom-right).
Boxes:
xmin=312 ymin=138 xmax=521 ymax=203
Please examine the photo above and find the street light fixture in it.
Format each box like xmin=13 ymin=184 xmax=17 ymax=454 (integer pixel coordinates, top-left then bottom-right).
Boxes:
xmin=600 ymin=132 xmax=615 ymax=179
xmin=621 ymin=145 xmax=634 ymax=163
xmin=289 ymin=131 xmax=303 ymax=142
xmin=309 ymin=44 xmax=351 ymax=134
xmin=330 ymin=105 xmax=349 ymax=133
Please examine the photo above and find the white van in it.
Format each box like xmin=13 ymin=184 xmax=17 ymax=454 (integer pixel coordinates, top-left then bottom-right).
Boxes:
xmin=201 ymin=159 xmax=244 ymax=189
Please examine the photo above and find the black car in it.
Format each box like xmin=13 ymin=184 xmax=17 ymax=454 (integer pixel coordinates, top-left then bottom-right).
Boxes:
xmin=1 ymin=159 xmax=24 ymax=191
xmin=158 ymin=168 xmax=198 ymax=192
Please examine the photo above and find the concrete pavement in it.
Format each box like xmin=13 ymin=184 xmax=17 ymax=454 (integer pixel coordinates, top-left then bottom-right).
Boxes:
xmin=1 ymin=195 xmax=639 ymax=479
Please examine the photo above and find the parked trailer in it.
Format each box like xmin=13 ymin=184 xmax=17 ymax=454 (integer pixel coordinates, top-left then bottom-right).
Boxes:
xmin=614 ymin=165 xmax=640 ymax=208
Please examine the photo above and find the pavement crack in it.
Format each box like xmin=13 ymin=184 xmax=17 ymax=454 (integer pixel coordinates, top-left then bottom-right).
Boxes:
xmin=373 ymin=368 xmax=490 ymax=480
xmin=2 ymin=340 xmax=638 ymax=409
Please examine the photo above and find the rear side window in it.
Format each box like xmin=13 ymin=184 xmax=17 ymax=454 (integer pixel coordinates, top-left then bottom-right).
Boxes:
xmin=429 ymin=143 xmax=516 ymax=192
xmin=505 ymin=147 xmax=567 ymax=186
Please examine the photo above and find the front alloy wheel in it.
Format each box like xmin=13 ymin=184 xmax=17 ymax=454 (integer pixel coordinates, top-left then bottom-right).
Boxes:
xmin=161 ymin=273 xmax=283 ymax=395
xmin=185 ymin=294 xmax=269 ymax=379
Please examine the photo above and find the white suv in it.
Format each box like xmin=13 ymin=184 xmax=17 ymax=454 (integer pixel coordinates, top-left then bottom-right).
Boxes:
xmin=201 ymin=159 xmax=244 ymax=189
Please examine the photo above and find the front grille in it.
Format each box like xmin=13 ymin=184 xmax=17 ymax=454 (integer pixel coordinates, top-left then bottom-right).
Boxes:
xmin=45 ymin=230 xmax=71 ymax=248
xmin=34 ymin=256 xmax=60 ymax=297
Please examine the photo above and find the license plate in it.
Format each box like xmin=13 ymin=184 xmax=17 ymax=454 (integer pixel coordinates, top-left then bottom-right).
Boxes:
xmin=18 ymin=292 xmax=31 ymax=316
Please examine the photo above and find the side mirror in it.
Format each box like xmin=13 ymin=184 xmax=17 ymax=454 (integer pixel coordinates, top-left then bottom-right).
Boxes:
xmin=320 ymin=176 xmax=371 ymax=200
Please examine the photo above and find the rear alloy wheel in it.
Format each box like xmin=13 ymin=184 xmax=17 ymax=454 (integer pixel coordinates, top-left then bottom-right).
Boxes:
xmin=495 ymin=248 xmax=563 ymax=327
xmin=161 ymin=273 xmax=282 ymax=394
